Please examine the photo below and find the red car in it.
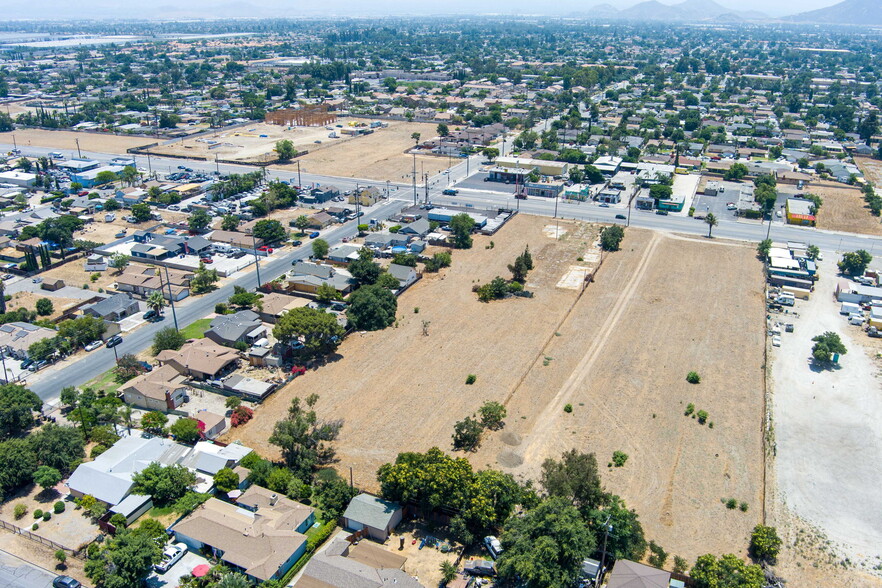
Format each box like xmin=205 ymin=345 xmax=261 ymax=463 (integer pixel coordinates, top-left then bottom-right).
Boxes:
xmin=78 ymin=190 xmax=89 ymax=196
xmin=200 ymin=257 xmax=213 ymax=264
xmin=258 ymin=246 xmax=274 ymax=253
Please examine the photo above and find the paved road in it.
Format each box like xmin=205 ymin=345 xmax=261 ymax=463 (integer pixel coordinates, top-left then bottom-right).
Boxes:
xmin=30 ymin=198 xmax=405 ymax=402
xmin=0 ymin=549 xmax=57 ymax=588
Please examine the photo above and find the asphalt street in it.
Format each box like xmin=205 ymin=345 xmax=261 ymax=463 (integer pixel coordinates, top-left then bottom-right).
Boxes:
xmin=0 ymin=549 xmax=57 ymax=588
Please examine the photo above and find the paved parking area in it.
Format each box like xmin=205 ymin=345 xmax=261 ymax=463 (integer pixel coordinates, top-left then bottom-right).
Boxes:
xmin=147 ymin=550 xmax=211 ymax=588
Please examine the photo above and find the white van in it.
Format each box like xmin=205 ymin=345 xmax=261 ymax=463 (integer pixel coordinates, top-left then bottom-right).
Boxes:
xmin=49 ymin=151 xmax=63 ymax=159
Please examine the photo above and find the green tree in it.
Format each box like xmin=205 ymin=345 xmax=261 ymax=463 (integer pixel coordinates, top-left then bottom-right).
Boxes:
xmin=496 ymin=497 xmax=595 ymax=588
xmin=85 ymin=528 xmax=162 ymax=588
xmin=191 ymin=261 xmax=219 ymax=293
xmin=253 ymin=219 xmax=286 ymax=244
xmin=586 ymin=495 xmax=647 ymax=560
xmin=169 ymin=418 xmax=202 ymax=445
xmin=228 ymin=285 xmax=262 ymax=309
xmin=437 ymin=123 xmax=450 ymax=137
xmin=152 ymin=326 xmax=186 ymax=355
xmin=440 ymin=560 xmax=458 ymax=585
xmin=273 ymin=307 xmax=345 ymax=357
xmin=348 ymin=284 xmax=398 ymax=331
xmin=540 ymin=449 xmax=606 ymax=513
xmin=315 ymin=283 xmax=339 ymax=303
xmin=749 ymin=524 xmax=782 ymax=563
xmin=131 ymin=463 xmax=197 ymax=506
xmin=723 ymin=163 xmax=749 ymax=181
xmin=600 ymin=225 xmax=625 ymax=251
xmin=140 ymin=411 xmax=168 ymax=436
xmin=0 ymin=439 xmax=36 ymax=497
xmin=146 ymin=291 xmax=166 ymax=316
xmin=269 ymin=395 xmax=342 ymax=479
xmin=109 ymin=253 xmax=130 ymax=274
xmin=452 ymin=416 xmax=483 ymax=451
xmin=275 ymin=139 xmax=297 ymax=161
xmin=58 ymin=315 xmax=106 ymax=348
xmin=811 ymin=331 xmax=847 ymax=366
xmin=584 ymin=165 xmax=604 ymax=184
xmin=312 ymin=238 xmax=329 ymax=259
xmin=705 ymin=213 xmax=718 ymax=238
xmin=690 ymin=554 xmax=764 ymax=588
xmin=28 ymin=424 xmax=84 ymax=475
xmin=314 ymin=474 xmax=358 ymax=518
xmin=95 ymin=170 xmax=118 ymax=186
xmin=449 ymin=213 xmax=475 ymax=249
xmin=0 ymin=384 xmax=42 ymax=438
xmin=35 ymin=298 xmax=53 ymax=316
xmin=221 ymin=214 xmax=240 ymax=231
xmin=649 ymin=184 xmax=672 ymax=201
xmin=478 ymin=401 xmax=506 ymax=430
xmin=838 ymin=250 xmax=872 ymax=276
xmin=348 ymin=248 xmax=382 ymax=286
xmin=294 ymin=215 xmax=310 ymax=232
xmin=482 ymin=147 xmax=499 ymax=160
xmin=188 ymin=208 xmax=211 ymax=233
xmin=806 ymin=244 xmax=820 ymax=260
xmin=59 ymin=387 xmax=78 ymax=410
xmin=32 ymin=465 xmax=61 ymax=491
xmin=213 ymin=467 xmax=240 ymax=493
xmin=757 ymin=239 xmax=772 ymax=258
xmin=130 ymin=202 xmax=151 ymax=222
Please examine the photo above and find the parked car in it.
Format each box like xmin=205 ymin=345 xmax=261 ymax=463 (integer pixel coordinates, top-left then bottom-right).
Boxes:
xmin=138 ymin=361 xmax=154 ymax=372
xmin=291 ymin=240 xmax=303 ymax=247
xmin=29 ymin=359 xmax=49 ymax=372
xmin=53 ymin=577 xmax=82 ymax=588
xmin=155 ymin=542 xmax=188 ymax=573
xmin=599 ymin=203 xmax=610 ymax=208
xmin=484 ymin=535 xmax=503 ymax=559
xmin=106 ymin=335 xmax=123 ymax=348
xmin=84 ymin=340 xmax=104 ymax=352
xmin=257 ymin=245 xmax=274 ymax=253
xmin=2 ymin=274 xmax=12 ymax=280
xmin=309 ymin=231 xmax=320 ymax=239
xmin=19 ymin=359 xmax=33 ymax=370
xmin=655 ymin=209 xmax=669 ymax=215
xmin=200 ymin=257 xmax=213 ymax=264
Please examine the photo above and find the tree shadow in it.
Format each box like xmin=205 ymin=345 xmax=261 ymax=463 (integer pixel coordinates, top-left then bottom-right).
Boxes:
xmin=807 ymin=358 xmax=843 ymax=374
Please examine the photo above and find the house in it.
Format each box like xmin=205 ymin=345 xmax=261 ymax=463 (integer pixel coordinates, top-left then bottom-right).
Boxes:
xmin=120 ymin=364 xmax=188 ymax=412
xmin=397 ymin=218 xmax=431 ymax=237
xmin=172 ymin=487 xmax=314 ymax=583
xmin=41 ymin=278 xmax=65 ymax=292
xmin=109 ymin=494 xmax=153 ymax=527
xmin=257 ymin=292 xmax=307 ymax=323
xmin=204 ymin=310 xmax=266 ymax=347
xmin=301 ymin=186 xmax=339 ymax=204
xmin=607 ymin=559 xmax=671 ymax=588
xmin=83 ymin=293 xmax=140 ymax=322
xmin=130 ymin=233 xmax=213 ymax=260
xmin=386 ymin=264 xmax=418 ymax=289
xmin=294 ymin=536 xmax=422 ymax=588
xmin=350 ymin=186 xmax=382 ymax=206
xmin=84 ymin=254 xmax=108 ymax=272
xmin=222 ymin=374 xmax=276 ymax=402
xmin=341 ymin=494 xmax=403 ymax=542
xmin=156 ymin=338 xmax=241 ymax=381
xmin=287 ymin=262 xmax=354 ymax=297
xmin=195 ymin=411 xmax=226 ymax=440
xmin=67 ymin=434 xmax=193 ymax=506
xmin=179 ymin=441 xmax=253 ymax=477
xmin=308 ymin=211 xmax=335 ymax=229
xmin=326 ymin=244 xmax=363 ymax=264
xmin=210 ymin=229 xmax=264 ymax=250
xmin=114 ymin=188 xmax=148 ymax=207
xmin=116 ymin=265 xmax=192 ymax=301
xmin=0 ymin=322 xmax=58 ymax=359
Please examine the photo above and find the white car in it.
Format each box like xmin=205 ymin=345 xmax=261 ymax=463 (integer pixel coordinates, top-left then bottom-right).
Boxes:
xmin=154 ymin=542 xmax=188 ymax=573
xmin=484 ymin=535 xmax=503 ymax=560
xmin=772 ymin=336 xmax=781 ymax=347
xmin=84 ymin=340 xmax=104 ymax=352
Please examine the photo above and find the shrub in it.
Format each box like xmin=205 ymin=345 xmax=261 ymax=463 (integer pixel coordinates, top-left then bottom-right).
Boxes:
xmin=749 ymin=524 xmax=782 ymax=562
xmin=686 ymin=371 xmax=701 ymax=384
xmin=739 ymin=502 xmax=749 ymax=512
xmin=109 ymin=513 xmax=127 ymax=529
xmin=684 ymin=403 xmax=695 ymax=416
xmin=478 ymin=401 xmax=506 ymax=430
xmin=451 ymin=416 xmax=483 ymax=451
xmin=231 ymin=405 xmax=254 ymax=427
xmin=33 ymin=509 xmax=43 ymax=519
xmin=465 ymin=374 xmax=477 ymax=385
xmin=697 ymin=410 xmax=709 ymax=424
xmin=648 ymin=541 xmax=668 ymax=568
xmin=13 ymin=504 xmax=26 ymax=520
xmin=53 ymin=501 xmax=65 ymax=514
xmin=90 ymin=444 xmax=108 ymax=458
xmin=673 ymin=555 xmax=688 ymax=574
xmin=563 ymin=403 xmax=573 ymax=413
xmin=54 ymin=549 xmax=66 ymax=566
xmin=726 ymin=498 xmax=737 ymax=509
xmin=215 ymin=303 xmax=229 ymax=314
xmin=42 ymin=511 xmax=51 ymax=521
xmin=31 ymin=523 xmax=38 ymax=530
xmin=612 ymin=451 xmax=629 ymax=467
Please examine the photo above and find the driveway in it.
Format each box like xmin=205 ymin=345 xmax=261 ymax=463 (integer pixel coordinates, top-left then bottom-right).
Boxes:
xmin=0 ymin=549 xmax=57 ymax=588
xmin=147 ymin=551 xmax=211 ymax=588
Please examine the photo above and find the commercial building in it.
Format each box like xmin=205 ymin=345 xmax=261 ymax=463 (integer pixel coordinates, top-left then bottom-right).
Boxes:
xmin=785 ymin=197 xmax=817 ymax=226
xmin=495 ymin=156 xmax=569 ymax=177
xmin=0 ymin=171 xmax=37 ymax=188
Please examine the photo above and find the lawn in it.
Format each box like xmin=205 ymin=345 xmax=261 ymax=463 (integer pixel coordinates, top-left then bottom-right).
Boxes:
xmin=85 ymin=367 xmax=123 ymax=396
xmin=180 ymin=318 xmax=212 ymax=340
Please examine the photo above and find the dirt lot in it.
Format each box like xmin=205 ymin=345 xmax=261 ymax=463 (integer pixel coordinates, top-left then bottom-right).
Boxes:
xmin=767 ymin=257 xmax=882 ymax=584
xmin=0 ymin=483 xmax=99 ymax=555
xmin=0 ymin=128 xmax=152 ymax=155
xmin=227 ymin=215 xmax=770 ymax=563
xmin=7 ymin=291 xmax=80 ymax=320
xmin=856 ymin=157 xmax=882 ymax=186
xmin=274 ymin=121 xmax=450 ymax=182
xmin=812 ymin=182 xmax=882 ymax=236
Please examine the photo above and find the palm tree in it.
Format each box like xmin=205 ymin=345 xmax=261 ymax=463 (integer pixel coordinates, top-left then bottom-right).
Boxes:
xmin=705 ymin=213 xmax=718 ymax=238
xmin=146 ymin=291 xmax=166 ymax=316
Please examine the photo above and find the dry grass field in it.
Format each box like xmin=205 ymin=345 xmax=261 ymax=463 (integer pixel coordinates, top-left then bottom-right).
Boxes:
xmin=0 ymin=129 xmax=151 ymax=154
xmin=812 ymin=182 xmax=882 ymax=236
xmin=227 ymin=214 xmax=769 ymax=564
xmin=276 ymin=121 xmax=450 ymax=181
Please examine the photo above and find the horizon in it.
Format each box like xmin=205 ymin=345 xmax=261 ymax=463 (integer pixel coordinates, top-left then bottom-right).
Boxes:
xmin=0 ymin=0 xmax=847 ymax=21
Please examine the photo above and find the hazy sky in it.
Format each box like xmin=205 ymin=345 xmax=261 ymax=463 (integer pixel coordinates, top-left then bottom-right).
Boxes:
xmin=4 ymin=0 xmax=842 ymax=20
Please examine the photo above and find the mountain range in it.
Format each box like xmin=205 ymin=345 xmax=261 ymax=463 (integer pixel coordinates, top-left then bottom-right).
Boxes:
xmin=787 ymin=0 xmax=882 ymax=24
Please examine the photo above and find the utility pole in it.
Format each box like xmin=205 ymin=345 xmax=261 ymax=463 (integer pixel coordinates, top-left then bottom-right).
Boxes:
xmin=146 ymin=153 xmax=153 ymax=178
xmin=251 ymin=234 xmax=262 ymax=288
xmin=424 ymin=173 xmax=429 ymax=204
xmin=296 ymin=160 xmax=302 ymax=188
xmin=412 ymin=152 xmax=417 ymax=206
xmin=163 ymin=265 xmax=179 ymax=331
xmin=215 ymin=154 xmax=220 ymax=175
xmin=595 ymin=515 xmax=613 ymax=588
xmin=75 ymin=138 xmax=81 ymax=158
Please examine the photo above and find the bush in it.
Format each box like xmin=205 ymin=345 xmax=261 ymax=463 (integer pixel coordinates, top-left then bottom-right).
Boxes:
xmin=42 ymin=511 xmax=51 ymax=521
xmin=33 ymin=509 xmax=43 ymax=519
xmin=726 ymin=498 xmax=737 ymax=509
xmin=109 ymin=513 xmax=127 ymax=529
xmin=91 ymin=445 xmax=108 ymax=458
xmin=686 ymin=371 xmax=701 ymax=384
xmin=648 ymin=541 xmax=668 ymax=568
xmin=673 ymin=555 xmax=688 ymax=574
xmin=13 ymin=504 xmax=26 ymax=520
xmin=54 ymin=549 xmax=66 ymax=566
xmin=563 ymin=403 xmax=573 ymax=413
xmin=215 ymin=303 xmax=229 ymax=314
xmin=452 ymin=416 xmax=483 ymax=451
xmin=612 ymin=451 xmax=629 ymax=467
xmin=231 ymin=405 xmax=254 ymax=427
xmin=31 ymin=523 xmax=38 ymax=530
xmin=600 ymin=225 xmax=625 ymax=251
xmin=697 ymin=410 xmax=709 ymax=425
xmin=465 ymin=374 xmax=477 ymax=385
xmin=749 ymin=524 xmax=782 ymax=562
xmin=739 ymin=502 xmax=749 ymax=512
xmin=684 ymin=403 xmax=695 ymax=416
xmin=53 ymin=501 xmax=65 ymax=514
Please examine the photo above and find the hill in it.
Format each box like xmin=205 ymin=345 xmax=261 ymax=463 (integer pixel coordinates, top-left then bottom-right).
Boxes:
xmin=789 ymin=0 xmax=882 ymax=24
